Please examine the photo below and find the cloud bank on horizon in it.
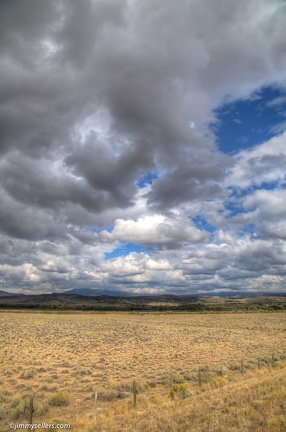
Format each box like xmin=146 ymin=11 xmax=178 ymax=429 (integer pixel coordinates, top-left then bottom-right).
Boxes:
xmin=1 ymin=0 xmax=286 ymax=294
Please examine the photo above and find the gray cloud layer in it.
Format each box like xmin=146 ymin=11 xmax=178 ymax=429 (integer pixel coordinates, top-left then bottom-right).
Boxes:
xmin=1 ymin=0 xmax=286 ymax=293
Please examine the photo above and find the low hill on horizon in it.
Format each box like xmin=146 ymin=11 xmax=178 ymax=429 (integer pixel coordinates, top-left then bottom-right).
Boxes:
xmin=61 ymin=288 xmax=135 ymax=296
xmin=0 ymin=291 xmax=285 ymax=311
xmin=0 ymin=290 xmax=24 ymax=297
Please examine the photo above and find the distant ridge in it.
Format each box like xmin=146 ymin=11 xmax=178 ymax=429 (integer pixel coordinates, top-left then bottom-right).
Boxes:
xmin=0 ymin=291 xmax=286 ymax=311
xmin=0 ymin=288 xmax=285 ymax=298
xmin=60 ymin=289 xmax=286 ymax=298
xmin=200 ymin=291 xmax=286 ymax=297
xmin=0 ymin=290 xmax=24 ymax=297
xmin=61 ymin=288 xmax=135 ymax=297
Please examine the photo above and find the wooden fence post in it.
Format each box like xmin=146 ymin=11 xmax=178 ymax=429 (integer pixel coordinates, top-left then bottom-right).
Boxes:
xmin=169 ymin=372 xmax=173 ymax=388
xmin=198 ymin=368 xmax=202 ymax=387
xmin=205 ymin=366 xmax=210 ymax=382
xmin=94 ymin=389 xmax=98 ymax=419
xmin=28 ymin=393 xmax=34 ymax=427
xmin=241 ymin=359 xmax=244 ymax=376
xmin=132 ymin=380 xmax=137 ymax=408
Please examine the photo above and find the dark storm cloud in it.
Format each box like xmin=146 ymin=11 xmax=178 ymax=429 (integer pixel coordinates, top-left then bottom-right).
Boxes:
xmin=0 ymin=193 xmax=66 ymax=241
xmin=147 ymin=150 xmax=229 ymax=210
xmin=57 ymin=0 xmax=127 ymax=68
xmin=64 ymin=130 xmax=153 ymax=209
xmin=0 ymin=150 xmax=136 ymax=218
xmin=1 ymin=0 xmax=286 ymax=212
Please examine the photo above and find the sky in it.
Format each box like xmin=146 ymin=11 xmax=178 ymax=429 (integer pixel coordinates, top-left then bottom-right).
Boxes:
xmin=1 ymin=0 xmax=286 ymax=295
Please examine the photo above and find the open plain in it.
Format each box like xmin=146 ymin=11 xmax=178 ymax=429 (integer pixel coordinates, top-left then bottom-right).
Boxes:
xmin=1 ymin=311 xmax=286 ymax=431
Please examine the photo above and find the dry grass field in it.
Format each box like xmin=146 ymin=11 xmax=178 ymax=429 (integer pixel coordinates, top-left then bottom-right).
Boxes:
xmin=0 ymin=311 xmax=286 ymax=431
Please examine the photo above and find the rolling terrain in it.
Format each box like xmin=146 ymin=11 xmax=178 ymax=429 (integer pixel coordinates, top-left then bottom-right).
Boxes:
xmin=0 ymin=291 xmax=286 ymax=311
xmin=0 ymin=311 xmax=286 ymax=431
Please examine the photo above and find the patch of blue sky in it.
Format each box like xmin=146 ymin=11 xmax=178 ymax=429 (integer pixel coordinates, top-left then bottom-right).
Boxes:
xmin=236 ymin=223 xmax=256 ymax=238
xmin=228 ymin=179 xmax=280 ymax=196
xmin=90 ymin=226 xmax=113 ymax=233
xmin=255 ymin=180 xmax=280 ymax=191
xmin=136 ymin=171 xmax=159 ymax=188
xmin=223 ymin=184 xmax=274 ymax=219
xmin=191 ymin=216 xmax=217 ymax=233
xmin=90 ymin=227 xmax=101 ymax=233
xmin=223 ymin=181 xmax=280 ymax=220
xmin=212 ymin=86 xmax=286 ymax=154
xmin=104 ymin=242 xmax=149 ymax=260
xmin=241 ymin=223 xmax=256 ymax=235
xmin=220 ymin=197 xmax=244 ymax=219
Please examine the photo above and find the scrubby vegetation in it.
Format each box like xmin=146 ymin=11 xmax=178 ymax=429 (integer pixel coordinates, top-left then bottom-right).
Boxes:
xmin=49 ymin=391 xmax=70 ymax=407
xmin=0 ymin=311 xmax=286 ymax=431
xmin=1 ymin=293 xmax=286 ymax=312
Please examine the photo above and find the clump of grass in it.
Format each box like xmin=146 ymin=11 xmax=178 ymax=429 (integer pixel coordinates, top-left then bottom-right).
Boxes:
xmin=147 ymin=380 xmax=157 ymax=388
xmin=97 ymin=388 xmax=118 ymax=401
xmin=210 ymin=376 xmax=228 ymax=388
xmin=136 ymin=381 xmax=150 ymax=392
xmin=50 ymin=373 xmax=58 ymax=380
xmin=34 ymin=400 xmax=49 ymax=416
xmin=170 ymin=384 xmax=191 ymax=400
xmin=16 ymin=384 xmax=26 ymax=390
xmin=20 ymin=369 xmax=36 ymax=380
xmin=0 ymin=406 xmax=6 ymax=420
xmin=150 ymin=395 xmax=164 ymax=405
xmin=10 ymin=398 xmax=20 ymax=408
xmin=49 ymin=391 xmax=70 ymax=407
xmin=172 ymin=373 xmax=185 ymax=384
xmin=11 ymin=396 xmax=31 ymax=420
xmin=0 ymin=394 xmax=7 ymax=403
xmin=79 ymin=368 xmax=92 ymax=376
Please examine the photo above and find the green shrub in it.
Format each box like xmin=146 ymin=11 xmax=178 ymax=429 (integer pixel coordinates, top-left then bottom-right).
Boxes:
xmin=170 ymin=384 xmax=191 ymax=400
xmin=0 ymin=405 xmax=6 ymax=420
xmin=11 ymin=397 xmax=30 ymax=420
xmin=49 ymin=391 xmax=70 ymax=407
xmin=137 ymin=381 xmax=150 ymax=392
xmin=210 ymin=377 xmax=228 ymax=388
xmin=150 ymin=395 xmax=164 ymax=405
xmin=34 ymin=400 xmax=49 ymax=416
xmin=10 ymin=398 xmax=20 ymax=408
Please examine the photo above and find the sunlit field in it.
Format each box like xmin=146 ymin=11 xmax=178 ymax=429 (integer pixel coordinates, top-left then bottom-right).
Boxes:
xmin=1 ymin=311 xmax=286 ymax=431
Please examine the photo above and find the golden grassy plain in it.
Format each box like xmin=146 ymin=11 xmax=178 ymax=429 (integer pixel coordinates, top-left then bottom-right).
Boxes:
xmin=0 ymin=311 xmax=286 ymax=431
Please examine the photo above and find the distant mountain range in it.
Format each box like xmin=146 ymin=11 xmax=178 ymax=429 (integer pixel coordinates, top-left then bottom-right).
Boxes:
xmin=0 ymin=288 xmax=285 ymax=311
xmin=61 ymin=289 xmax=286 ymax=298
xmin=0 ymin=290 xmax=24 ymax=297
xmin=61 ymin=288 xmax=135 ymax=296
xmin=0 ymin=288 xmax=285 ymax=298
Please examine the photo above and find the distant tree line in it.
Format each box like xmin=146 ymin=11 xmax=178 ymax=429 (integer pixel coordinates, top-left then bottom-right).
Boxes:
xmin=0 ymin=302 xmax=286 ymax=312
